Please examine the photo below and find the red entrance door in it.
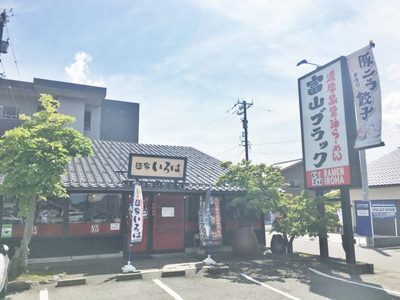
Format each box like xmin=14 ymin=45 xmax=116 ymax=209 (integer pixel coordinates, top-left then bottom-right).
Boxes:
xmin=152 ymin=194 xmax=185 ymax=251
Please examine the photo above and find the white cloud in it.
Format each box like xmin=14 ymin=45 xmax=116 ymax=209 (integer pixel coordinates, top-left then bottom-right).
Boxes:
xmin=64 ymin=52 xmax=105 ymax=86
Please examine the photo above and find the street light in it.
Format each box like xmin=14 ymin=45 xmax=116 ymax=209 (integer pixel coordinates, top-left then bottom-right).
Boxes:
xmin=296 ymin=59 xmax=320 ymax=69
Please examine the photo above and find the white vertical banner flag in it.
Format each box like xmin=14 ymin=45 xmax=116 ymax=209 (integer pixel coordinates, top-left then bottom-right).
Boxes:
xmin=131 ymin=183 xmax=144 ymax=243
xmin=347 ymin=45 xmax=383 ymax=149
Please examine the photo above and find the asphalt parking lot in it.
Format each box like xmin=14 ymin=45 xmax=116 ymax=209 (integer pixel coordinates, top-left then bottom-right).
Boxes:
xmin=5 ymin=252 xmax=400 ymax=300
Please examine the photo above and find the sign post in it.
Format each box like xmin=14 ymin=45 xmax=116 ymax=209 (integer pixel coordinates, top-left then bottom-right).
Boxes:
xmin=122 ymin=183 xmax=144 ymax=273
xmin=199 ymin=190 xmax=223 ymax=265
xmin=298 ymin=56 xmax=361 ymax=262
xmin=346 ymin=42 xmax=384 ymax=247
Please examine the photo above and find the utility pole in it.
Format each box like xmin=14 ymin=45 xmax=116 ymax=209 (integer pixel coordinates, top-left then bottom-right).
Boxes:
xmin=234 ymin=99 xmax=253 ymax=161
xmin=0 ymin=9 xmax=10 ymax=57
xmin=0 ymin=8 xmax=9 ymax=240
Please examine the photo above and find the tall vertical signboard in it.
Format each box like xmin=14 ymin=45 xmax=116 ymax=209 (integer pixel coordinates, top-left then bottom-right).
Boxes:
xmin=298 ymin=56 xmax=361 ymax=263
xmin=298 ymin=57 xmax=360 ymax=189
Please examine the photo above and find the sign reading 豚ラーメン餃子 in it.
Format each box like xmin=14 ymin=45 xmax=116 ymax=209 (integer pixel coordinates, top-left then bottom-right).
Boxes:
xmin=298 ymin=57 xmax=360 ymax=189
xmin=128 ymin=154 xmax=187 ymax=180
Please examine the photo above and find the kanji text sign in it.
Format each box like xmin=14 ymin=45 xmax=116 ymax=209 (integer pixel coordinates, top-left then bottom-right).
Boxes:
xmin=299 ymin=58 xmax=352 ymax=189
xmin=128 ymin=154 xmax=187 ymax=180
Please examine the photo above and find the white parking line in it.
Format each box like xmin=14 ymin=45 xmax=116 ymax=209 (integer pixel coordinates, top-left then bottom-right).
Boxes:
xmin=308 ymin=267 xmax=400 ymax=297
xmin=152 ymin=279 xmax=184 ymax=300
xmin=240 ymin=273 xmax=301 ymax=300
xmin=39 ymin=289 xmax=49 ymax=300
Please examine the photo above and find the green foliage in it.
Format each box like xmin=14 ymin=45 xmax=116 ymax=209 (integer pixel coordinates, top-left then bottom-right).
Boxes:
xmin=217 ymin=160 xmax=285 ymax=222
xmin=0 ymin=94 xmax=92 ymax=216
xmin=272 ymin=192 xmax=316 ymax=239
xmin=271 ymin=191 xmax=341 ymax=252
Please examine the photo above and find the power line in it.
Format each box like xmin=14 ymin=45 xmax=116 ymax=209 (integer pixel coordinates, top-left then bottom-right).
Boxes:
xmin=214 ymin=144 xmax=242 ymax=157
xmin=252 ymin=104 xmax=297 ymax=117
xmin=251 ymin=139 xmax=300 ymax=146
xmin=179 ymin=108 xmax=237 ymax=145
xmin=5 ymin=19 xmax=21 ymax=78
xmin=225 ymin=149 xmax=245 ymax=162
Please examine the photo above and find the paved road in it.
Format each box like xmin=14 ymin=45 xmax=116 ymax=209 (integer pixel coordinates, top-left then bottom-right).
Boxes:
xmin=265 ymin=232 xmax=400 ymax=274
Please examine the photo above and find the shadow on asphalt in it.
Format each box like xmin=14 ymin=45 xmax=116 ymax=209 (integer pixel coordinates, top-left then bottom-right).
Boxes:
xmin=372 ymin=248 xmax=391 ymax=257
xmin=204 ymin=252 xmax=318 ymax=286
xmin=206 ymin=252 xmax=399 ymax=300
xmin=309 ymin=268 xmax=399 ymax=300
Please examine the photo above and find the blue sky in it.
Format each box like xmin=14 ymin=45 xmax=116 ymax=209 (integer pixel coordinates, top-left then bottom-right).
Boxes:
xmin=2 ymin=0 xmax=400 ymax=164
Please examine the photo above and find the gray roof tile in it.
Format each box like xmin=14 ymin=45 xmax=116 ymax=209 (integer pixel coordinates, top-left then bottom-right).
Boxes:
xmin=62 ymin=140 xmax=239 ymax=192
xmin=368 ymin=147 xmax=400 ymax=187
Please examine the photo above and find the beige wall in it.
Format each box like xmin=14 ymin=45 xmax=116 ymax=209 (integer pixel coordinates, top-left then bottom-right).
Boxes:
xmin=350 ymin=186 xmax=400 ymax=201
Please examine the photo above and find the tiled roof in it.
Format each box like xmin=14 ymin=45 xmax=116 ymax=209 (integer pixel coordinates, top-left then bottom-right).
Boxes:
xmin=273 ymin=159 xmax=303 ymax=171
xmin=62 ymin=140 xmax=239 ymax=192
xmin=368 ymin=147 xmax=400 ymax=187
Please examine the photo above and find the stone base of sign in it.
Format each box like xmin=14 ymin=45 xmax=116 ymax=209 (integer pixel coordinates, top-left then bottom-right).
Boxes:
xmin=373 ymin=237 xmax=400 ymax=248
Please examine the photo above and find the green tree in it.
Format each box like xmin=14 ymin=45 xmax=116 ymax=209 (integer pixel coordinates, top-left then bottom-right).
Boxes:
xmin=271 ymin=192 xmax=317 ymax=253
xmin=217 ymin=160 xmax=285 ymax=223
xmin=271 ymin=191 xmax=341 ymax=254
xmin=0 ymin=94 xmax=92 ymax=279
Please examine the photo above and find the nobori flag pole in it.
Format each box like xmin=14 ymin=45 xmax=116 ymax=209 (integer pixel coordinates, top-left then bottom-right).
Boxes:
xmin=122 ymin=182 xmax=144 ymax=273
xmin=202 ymin=190 xmax=216 ymax=266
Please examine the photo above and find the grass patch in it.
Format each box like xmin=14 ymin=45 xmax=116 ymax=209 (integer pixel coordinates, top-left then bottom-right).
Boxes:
xmin=16 ymin=270 xmax=63 ymax=282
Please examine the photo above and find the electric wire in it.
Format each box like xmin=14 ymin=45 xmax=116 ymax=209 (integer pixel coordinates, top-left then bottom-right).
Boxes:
xmin=179 ymin=109 xmax=238 ymax=145
xmin=5 ymin=21 xmax=21 ymax=78
xmin=251 ymin=139 xmax=300 ymax=146
xmin=252 ymin=104 xmax=297 ymax=117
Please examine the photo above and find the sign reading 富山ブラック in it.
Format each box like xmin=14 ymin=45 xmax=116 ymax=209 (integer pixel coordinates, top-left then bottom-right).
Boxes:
xmin=128 ymin=154 xmax=187 ymax=180
xmin=298 ymin=57 xmax=361 ymax=189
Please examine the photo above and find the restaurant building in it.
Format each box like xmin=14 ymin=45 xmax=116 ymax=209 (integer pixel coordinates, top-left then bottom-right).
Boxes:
xmin=1 ymin=140 xmax=264 ymax=258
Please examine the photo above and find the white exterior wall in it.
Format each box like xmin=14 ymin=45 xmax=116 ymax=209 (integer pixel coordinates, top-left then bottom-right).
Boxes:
xmin=58 ymin=97 xmax=85 ymax=134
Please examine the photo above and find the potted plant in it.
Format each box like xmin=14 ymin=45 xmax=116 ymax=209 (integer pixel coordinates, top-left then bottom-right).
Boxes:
xmin=217 ymin=160 xmax=285 ymax=255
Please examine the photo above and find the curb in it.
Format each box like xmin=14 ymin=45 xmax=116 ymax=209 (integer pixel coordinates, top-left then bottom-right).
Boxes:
xmin=116 ymin=272 xmax=142 ymax=281
xmin=161 ymin=269 xmax=186 ymax=277
xmin=7 ymin=281 xmax=32 ymax=292
xmin=56 ymin=277 xmax=86 ymax=287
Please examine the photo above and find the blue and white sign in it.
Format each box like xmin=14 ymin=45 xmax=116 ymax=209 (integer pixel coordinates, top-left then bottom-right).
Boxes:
xmin=371 ymin=201 xmax=397 ymax=219
xmin=355 ymin=200 xmax=372 ymax=237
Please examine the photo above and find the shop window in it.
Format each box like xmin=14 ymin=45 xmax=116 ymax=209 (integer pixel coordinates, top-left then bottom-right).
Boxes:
xmin=35 ymin=199 xmax=65 ymax=224
xmin=69 ymin=194 xmax=86 ymax=223
xmin=288 ymin=179 xmax=300 ymax=188
xmin=0 ymin=105 xmax=19 ymax=119
xmin=1 ymin=197 xmax=22 ymax=224
xmin=84 ymin=110 xmax=91 ymax=131
xmin=69 ymin=193 xmax=122 ymax=223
